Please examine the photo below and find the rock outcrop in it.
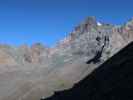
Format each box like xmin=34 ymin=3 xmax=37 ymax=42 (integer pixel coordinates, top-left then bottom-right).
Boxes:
xmin=52 ymin=16 xmax=133 ymax=65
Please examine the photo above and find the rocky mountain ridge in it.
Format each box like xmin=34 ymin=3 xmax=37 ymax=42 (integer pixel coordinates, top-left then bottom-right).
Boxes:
xmin=0 ymin=17 xmax=132 ymax=66
xmin=0 ymin=17 xmax=133 ymax=100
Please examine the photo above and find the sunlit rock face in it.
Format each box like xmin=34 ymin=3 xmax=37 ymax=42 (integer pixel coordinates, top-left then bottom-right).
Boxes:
xmin=54 ymin=16 xmax=132 ymax=63
xmin=0 ymin=45 xmax=18 ymax=67
xmin=30 ymin=43 xmax=49 ymax=63
xmin=0 ymin=50 xmax=16 ymax=65
xmin=0 ymin=17 xmax=133 ymax=100
xmin=120 ymin=18 xmax=133 ymax=43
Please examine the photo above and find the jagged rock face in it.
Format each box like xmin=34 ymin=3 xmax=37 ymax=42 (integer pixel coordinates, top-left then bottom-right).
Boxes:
xmin=0 ymin=17 xmax=132 ymax=65
xmin=16 ymin=43 xmax=50 ymax=64
xmin=18 ymin=44 xmax=32 ymax=63
xmin=0 ymin=45 xmax=17 ymax=66
xmin=54 ymin=17 xmax=133 ymax=64
xmin=120 ymin=18 xmax=133 ymax=43
xmin=0 ymin=50 xmax=17 ymax=65
xmin=30 ymin=43 xmax=49 ymax=63
xmin=70 ymin=16 xmax=97 ymax=39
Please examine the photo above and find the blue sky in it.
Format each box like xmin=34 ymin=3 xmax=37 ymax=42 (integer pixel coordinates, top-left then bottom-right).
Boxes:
xmin=0 ymin=0 xmax=132 ymax=46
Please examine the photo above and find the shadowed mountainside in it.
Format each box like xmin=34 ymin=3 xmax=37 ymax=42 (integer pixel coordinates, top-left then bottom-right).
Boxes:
xmin=44 ymin=42 xmax=133 ymax=100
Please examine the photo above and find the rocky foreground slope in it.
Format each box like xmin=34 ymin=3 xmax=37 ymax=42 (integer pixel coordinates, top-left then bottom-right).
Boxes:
xmin=45 ymin=41 xmax=133 ymax=100
xmin=0 ymin=17 xmax=133 ymax=100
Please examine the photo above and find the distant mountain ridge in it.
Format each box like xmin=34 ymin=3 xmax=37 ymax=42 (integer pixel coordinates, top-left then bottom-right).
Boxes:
xmin=38 ymin=16 xmax=132 ymax=63
xmin=0 ymin=17 xmax=132 ymax=66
